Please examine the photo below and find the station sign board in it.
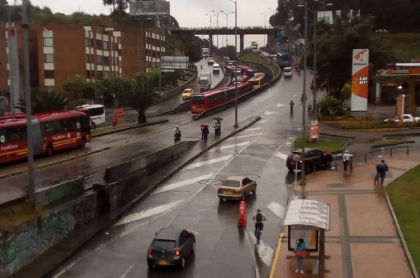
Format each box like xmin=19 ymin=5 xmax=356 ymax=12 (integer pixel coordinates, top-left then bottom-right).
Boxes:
xmin=288 ymin=225 xmax=319 ymax=252
xmin=351 ymin=49 xmax=369 ymax=112
xmin=130 ymin=1 xmax=170 ymax=16
xmin=161 ymin=56 xmax=189 ymax=72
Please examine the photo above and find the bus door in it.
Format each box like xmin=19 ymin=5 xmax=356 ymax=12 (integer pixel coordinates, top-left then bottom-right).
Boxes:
xmin=31 ymin=119 xmax=44 ymax=156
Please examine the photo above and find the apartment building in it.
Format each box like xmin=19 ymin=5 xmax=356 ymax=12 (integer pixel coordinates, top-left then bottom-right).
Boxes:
xmin=0 ymin=22 xmax=166 ymax=101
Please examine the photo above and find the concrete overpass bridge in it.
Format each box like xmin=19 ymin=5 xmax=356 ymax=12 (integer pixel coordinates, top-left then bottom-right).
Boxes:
xmin=170 ymin=26 xmax=283 ymax=52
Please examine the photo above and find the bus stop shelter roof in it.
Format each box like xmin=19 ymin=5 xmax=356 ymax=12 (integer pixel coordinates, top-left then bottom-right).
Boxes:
xmin=283 ymin=199 xmax=330 ymax=230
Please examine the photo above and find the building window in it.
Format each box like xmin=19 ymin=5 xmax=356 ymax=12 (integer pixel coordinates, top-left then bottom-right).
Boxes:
xmin=114 ymin=43 xmax=118 ymax=51
xmin=85 ymin=38 xmax=93 ymax=47
xmin=97 ymin=71 xmax=104 ymax=79
xmin=103 ymin=71 xmax=109 ymax=78
xmin=103 ymin=41 xmax=109 ymax=50
xmin=96 ymin=40 xmax=102 ymax=50
xmin=44 ymin=54 xmax=54 ymax=63
xmin=103 ymin=57 xmax=110 ymax=65
xmin=46 ymin=86 xmax=55 ymax=92
xmin=86 ymin=54 xmax=94 ymax=63
xmin=44 ymin=37 xmax=53 ymax=47
xmin=117 ymin=37 xmax=121 ymax=44
xmin=45 ymin=70 xmax=54 ymax=79
xmin=96 ymin=56 xmax=102 ymax=65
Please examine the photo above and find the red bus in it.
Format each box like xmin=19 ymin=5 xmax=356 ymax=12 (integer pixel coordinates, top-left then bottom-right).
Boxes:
xmin=190 ymin=82 xmax=253 ymax=114
xmin=237 ymin=64 xmax=259 ymax=78
xmin=0 ymin=111 xmax=91 ymax=164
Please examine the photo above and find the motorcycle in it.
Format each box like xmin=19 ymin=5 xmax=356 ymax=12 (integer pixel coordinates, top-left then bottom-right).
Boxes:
xmin=174 ymin=134 xmax=181 ymax=144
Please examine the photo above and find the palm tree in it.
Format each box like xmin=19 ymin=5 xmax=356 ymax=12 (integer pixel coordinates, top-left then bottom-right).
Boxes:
xmin=15 ymin=90 xmax=69 ymax=114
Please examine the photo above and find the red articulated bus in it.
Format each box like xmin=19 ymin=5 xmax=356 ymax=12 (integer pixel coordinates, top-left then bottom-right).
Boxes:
xmin=0 ymin=111 xmax=91 ymax=164
xmin=190 ymin=82 xmax=253 ymax=114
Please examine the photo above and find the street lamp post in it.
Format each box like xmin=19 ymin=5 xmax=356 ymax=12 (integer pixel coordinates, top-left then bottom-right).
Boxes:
xmin=212 ymin=10 xmax=220 ymax=49
xmin=300 ymin=0 xmax=308 ymax=185
xmin=228 ymin=0 xmax=238 ymax=127
xmin=206 ymin=13 xmax=213 ymax=54
xmin=221 ymin=11 xmax=234 ymax=60
xmin=5 ymin=4 xmax=14 ymax=113
xmin=261 ymin=13 xmax=266 ymax=46
xmin=21 ymin=0 xmax=35 ymax=204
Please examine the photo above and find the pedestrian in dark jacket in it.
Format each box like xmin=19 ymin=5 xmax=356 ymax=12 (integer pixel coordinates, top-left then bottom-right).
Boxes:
xmin=376 ymin=160 xmax=389 ymax=186
xmin=203 ymin=126 xmax=209 ymax=141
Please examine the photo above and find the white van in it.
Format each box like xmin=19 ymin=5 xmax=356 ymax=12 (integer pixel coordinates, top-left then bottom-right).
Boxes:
xmin=213 ymin=63 xmax=220 ymax=74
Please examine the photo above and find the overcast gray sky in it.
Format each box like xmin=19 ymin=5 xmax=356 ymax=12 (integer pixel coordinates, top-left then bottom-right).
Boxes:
xmin=30 ymin=0 xmax=278 ymax=47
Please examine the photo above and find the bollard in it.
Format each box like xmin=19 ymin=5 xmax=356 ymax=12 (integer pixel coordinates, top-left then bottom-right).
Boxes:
xmin=364 ymin=154 xmax=367 ymax=163
xmin=407 ymin=146 xmax=409 ymax=155
xmin=238 ymin=201 xmax=247 ymax=228
xmin=335 ymin=162 xmax=337 ymax=171
xmin=390 ymin=148 xmax=393 ymax=158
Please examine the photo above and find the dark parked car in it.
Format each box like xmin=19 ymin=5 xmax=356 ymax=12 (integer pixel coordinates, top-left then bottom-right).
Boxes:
xmin=147 ymin=228 xmax=196 ymax=270
xmin=286 ymin=148 xmax=333 ymax=173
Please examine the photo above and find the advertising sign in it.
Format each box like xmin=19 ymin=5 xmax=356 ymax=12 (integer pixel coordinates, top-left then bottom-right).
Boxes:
xmin=351 ymin=49 xmax=369 ymax=112
xmin=317 ymin=11 xmax=333 ymax=24
xmin=288 ymin=225 xmax=319 ymax=252
xmin=161 ymin=56 xmax=189 ymax=72
xmin=310 ymin=120 xmax=319 ymax=139
xmin=130 ymin=1 xmax=170 ymax=16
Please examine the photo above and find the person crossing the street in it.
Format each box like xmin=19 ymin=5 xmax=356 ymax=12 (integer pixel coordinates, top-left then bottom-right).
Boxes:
xmin=343 ymin=150 xmax=353 ymax=173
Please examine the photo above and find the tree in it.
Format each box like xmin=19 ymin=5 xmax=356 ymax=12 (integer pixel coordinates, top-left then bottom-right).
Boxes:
xmin=15 ymin=90 xmax=69 ymax=114
xmin=185 ymin=41 xmax=202 ymax=63
xmin=307 ymin=16 xmax=395 ymax=98
xmin=62 ymin=75 xmax=95 ymax=102
xmin=114 ymin=71 xmax=159 ymax=124
xmin=103 ymin=0 xmax=128 ymax=15
xmin=216 ymin=45 xmax=236 ymax=60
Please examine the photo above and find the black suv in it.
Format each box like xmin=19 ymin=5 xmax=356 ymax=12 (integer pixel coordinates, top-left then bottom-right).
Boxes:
xmin=286 ymin=148 xmax=333 ymax=173
xmin=147 ymin=228 xmax=196 ymax=270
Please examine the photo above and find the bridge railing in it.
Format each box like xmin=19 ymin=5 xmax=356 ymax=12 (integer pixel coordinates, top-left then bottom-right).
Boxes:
xmin=170 ymin=26 xmax=273 ymax=30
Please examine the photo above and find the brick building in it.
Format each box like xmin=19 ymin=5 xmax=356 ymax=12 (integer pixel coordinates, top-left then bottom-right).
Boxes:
xmin=0 ymin=22 xmax=166 ymax=101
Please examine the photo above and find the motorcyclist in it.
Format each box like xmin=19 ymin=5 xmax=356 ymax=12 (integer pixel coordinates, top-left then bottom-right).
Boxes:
xmin=253 ymin=209 xmax=267 ymax=237
xmin=290 ymin=100 xmax=295 ymax=114
xmin=174 ymin=126 xmax=181 ymax=143
xmin=343 ymin=150 xmax=353 ymax=173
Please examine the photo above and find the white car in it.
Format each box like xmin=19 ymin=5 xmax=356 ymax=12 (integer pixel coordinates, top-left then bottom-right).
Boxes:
xmin=283 ymin=67 xmax=293 ymax=77
xmin=384 ymin=114 xmax=420 ymax=123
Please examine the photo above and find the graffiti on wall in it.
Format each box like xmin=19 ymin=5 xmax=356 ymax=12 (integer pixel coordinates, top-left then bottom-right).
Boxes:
xmin=0 ymin=210 xmax=76 ymax=275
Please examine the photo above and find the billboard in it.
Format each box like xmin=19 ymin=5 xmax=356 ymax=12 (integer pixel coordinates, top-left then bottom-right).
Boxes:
xmin=288 ymin=225 xmax=319 ymax=252
xmin=351 ymin=49 xmax=369 ymax=112
xmin=130 ymin=1 xmax=170 ymax=16
xmin=161 ymin=56 xmax=189 ymax=72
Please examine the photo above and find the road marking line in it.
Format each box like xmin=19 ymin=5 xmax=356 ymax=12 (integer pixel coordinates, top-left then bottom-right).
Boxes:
xmin=182 ymin=155 xmax=234 ymax=171
xmin=51 ymin=257 xmax=82 ymax=278
xmin=249 ymin=232 xmax=275 ymax=266
xmin=264 ymin=111 xmax=279 ymax=115
xmin=244 ymin=229 xmax=261 ymax=278
xmin=152 ymin=173 xmax=214 ymax=194
xmin=275 ymin=152 xmax=289 ymax=161
xmin=267 ymin=202 xmax=286 ymax=220
xmin=257 ymin=120 xmax=267 ymax=124
xmin=114 ymin=199 xmax=184 ymax=227
xmin=212 ymin=141 xmax=251 ymax=151
xmin=120 ymin=263 xmax=135 ymax=278
xmin=245 ymin=127 xmax=261 ymax=132
xmin=269 ymin=233 xmax=284 ymax=278
xmin=276 ymin=103 xmax=284 ymax=107
xmin=227 ymin=133 xmax=264 ymax=140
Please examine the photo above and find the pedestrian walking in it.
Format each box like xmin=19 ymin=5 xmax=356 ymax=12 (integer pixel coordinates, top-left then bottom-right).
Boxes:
xmin=343 ymin=150 xmax=353 ymax=173
xmin=295 ymin=238 xmax=307 ymax=274
xmin=290 ymin=100 xmax=294 ymax=114
xmin=214 ymin=121 xmax=221 ymax=136
xmin=308 ymin=103 xmax=312 ymax=115
xmin=376 ymin=160 xmax=389 ymax=186
xmin=203 ymin=126 xmax=209 ymax=141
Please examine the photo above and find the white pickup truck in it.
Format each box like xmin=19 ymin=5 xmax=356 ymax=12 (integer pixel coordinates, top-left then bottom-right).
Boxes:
xmin=384 ymin=114 xmax=420 ymax=123
xmin=198 ymin=73 xmax=212 ymax=92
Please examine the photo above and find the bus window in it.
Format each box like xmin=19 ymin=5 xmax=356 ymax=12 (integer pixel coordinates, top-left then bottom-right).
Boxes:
xmin=2 ymin=126 xmax=27 ymax=142
xmin=80 ymin=117 xmax=90 ymax=134
xmin=53 ymin=121 xmax=64 ymax=133
xmin=43 ymin=122 xmax=55 ymax=135
xmin=192 ymin=96 xmax=205 ymax=105
xmin=90 ymin=107 xmax=105 ymax=117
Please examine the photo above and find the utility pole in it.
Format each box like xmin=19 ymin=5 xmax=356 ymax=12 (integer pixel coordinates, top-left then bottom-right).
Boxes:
xmin=228 ymin=0 xmax=238 ymax=127
xmin=5 ymin=5 xmax=14 ymax=113
xmin=206 ymin=14 xmax=213 ymax=55
xmin=22 ymin=0 xmax=35 ymax=205
xmin=300 ymin=0 xmax=308 ymax=185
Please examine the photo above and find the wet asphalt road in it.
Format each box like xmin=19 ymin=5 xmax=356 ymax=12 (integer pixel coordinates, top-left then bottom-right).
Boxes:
xmin=47 ymin=72 xmax=312 ymax=278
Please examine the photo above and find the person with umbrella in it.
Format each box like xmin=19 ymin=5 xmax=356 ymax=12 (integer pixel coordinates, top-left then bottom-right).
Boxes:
xmin=201 ymin=124 xmax=209 ymax=141
xmin=213 ymin=117 xmax=223 ymax=136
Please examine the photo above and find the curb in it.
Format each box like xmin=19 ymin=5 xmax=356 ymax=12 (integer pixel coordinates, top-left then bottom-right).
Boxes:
xmin=92 ymin=119 xmax=169 ymax=138
xmin=371 ymin=141 xmax=415 ymax=149
xmin=28 ymin=116 xmax=261 ymax=278
xmin=269 ymin=232 xmax=285 ymax=278
xmin=384 ymin=176 xmax=420 ymax=278
xmin=319 ymin=132 xmax=356 ymax=139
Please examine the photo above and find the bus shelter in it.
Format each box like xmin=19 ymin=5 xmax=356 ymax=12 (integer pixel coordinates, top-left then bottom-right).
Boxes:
xmin=283 ymin=199 xmax=330 ymax=277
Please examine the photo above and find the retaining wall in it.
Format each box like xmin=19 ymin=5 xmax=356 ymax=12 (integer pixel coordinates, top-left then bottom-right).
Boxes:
xmin=0 ymin=141 xmax=196 ymax=278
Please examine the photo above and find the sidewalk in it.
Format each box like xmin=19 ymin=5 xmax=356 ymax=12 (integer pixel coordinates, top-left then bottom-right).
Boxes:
xmin=271 ymin=152 xmax=420 ymax=278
